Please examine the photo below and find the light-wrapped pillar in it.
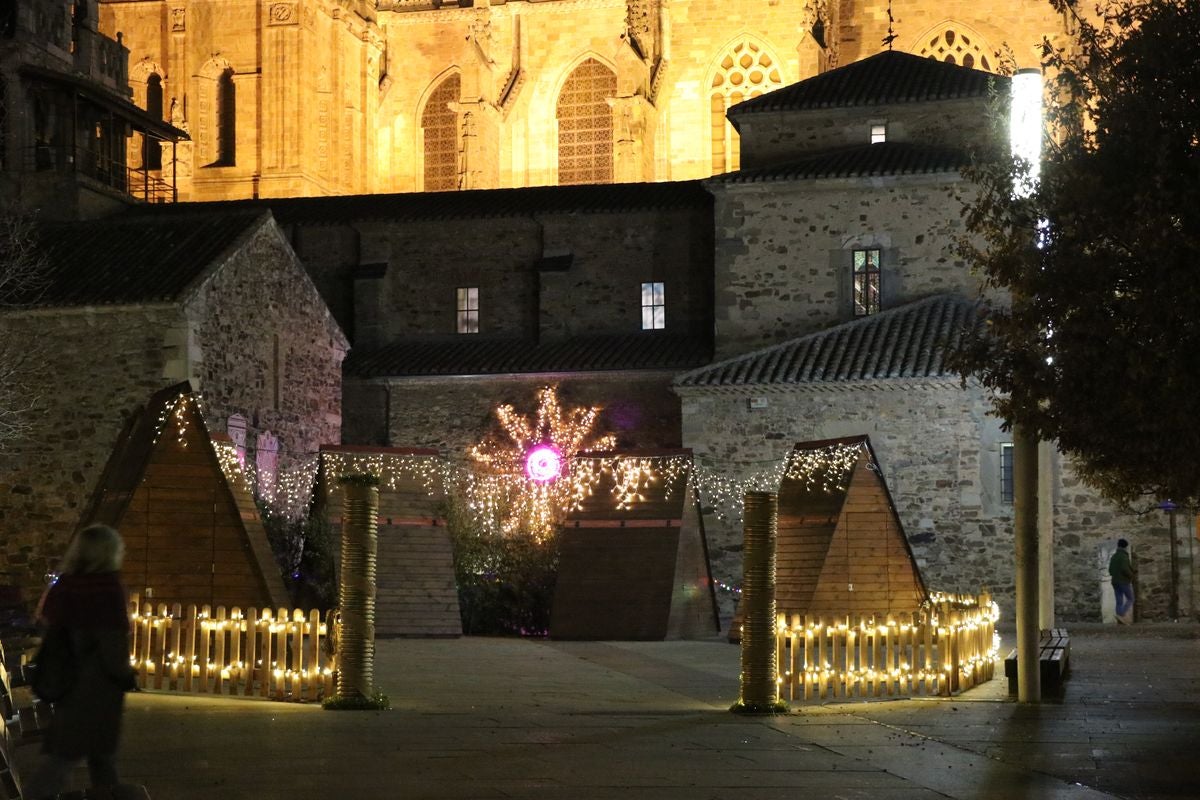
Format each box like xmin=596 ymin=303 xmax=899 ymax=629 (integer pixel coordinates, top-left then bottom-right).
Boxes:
xmin=738 ymin=491 xmax=779 ymax=711
xmin=336 ymin=475 xmax=379 ymax=701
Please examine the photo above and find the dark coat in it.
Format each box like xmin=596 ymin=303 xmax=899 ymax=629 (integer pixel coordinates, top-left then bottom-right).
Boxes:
xmin=38 ymin=572 xmax=136 ymax=759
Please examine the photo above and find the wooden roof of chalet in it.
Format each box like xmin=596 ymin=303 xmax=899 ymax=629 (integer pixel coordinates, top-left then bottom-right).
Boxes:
xmin=83 ymin=382 xmax=288 ymax=608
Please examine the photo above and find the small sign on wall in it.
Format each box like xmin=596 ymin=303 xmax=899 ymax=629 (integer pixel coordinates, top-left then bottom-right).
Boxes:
xmin=747 ymin=397 xmax=769 ymax=411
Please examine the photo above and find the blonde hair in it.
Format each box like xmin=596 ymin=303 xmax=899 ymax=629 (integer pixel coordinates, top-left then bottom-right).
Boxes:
xmin=60 ymin=524 xmax=125 ymax=575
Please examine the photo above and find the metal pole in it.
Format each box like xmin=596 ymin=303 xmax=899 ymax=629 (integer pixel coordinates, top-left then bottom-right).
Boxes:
xmin=1168 ymin=509 xmax=1179 ymax=619
xmin=1013 ymin=424 xmax=1041 ymax=702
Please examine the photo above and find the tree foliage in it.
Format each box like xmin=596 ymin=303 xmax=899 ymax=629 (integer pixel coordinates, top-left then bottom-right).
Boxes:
xmin=956 ymin=0 xmax=1200 ymax=506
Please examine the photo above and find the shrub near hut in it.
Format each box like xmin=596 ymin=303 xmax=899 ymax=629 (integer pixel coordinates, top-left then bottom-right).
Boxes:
xmin=444 ymin=494 xmax=559 ymax=637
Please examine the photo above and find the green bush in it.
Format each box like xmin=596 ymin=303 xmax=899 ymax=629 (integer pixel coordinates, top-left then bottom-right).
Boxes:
xmin=443 ymin=495 xmax=559 ymax=637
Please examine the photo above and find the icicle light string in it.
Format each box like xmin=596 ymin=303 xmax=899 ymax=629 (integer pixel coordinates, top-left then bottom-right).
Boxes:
xmin=155 ymin=392 xmax=874 ymax=539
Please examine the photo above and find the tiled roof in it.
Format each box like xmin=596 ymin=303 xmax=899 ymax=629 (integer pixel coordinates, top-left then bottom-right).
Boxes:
xmin=674 ymin=294 xmax=983 ymax=389
xmin=713 ymin=142 xmax=968 ymax=184
xmin=137 ymin=180 xmax=713 ymax=226
xmin=729 ymin=50 xmax=1005 ymax=116
xmin=345 ymin=331 xmax=712 ymax=378
xmin=14 ymin=210 xmax=268 ymax=307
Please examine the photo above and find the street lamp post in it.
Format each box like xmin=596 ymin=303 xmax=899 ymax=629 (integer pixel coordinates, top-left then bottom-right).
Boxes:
xmin=1159 ymin=500 xmax=1179 ymax=619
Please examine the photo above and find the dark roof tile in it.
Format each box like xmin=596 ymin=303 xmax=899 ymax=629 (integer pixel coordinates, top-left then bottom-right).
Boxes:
xmin=346 ymin=331 xmax=711 ymax=378
xmin=730 ymin=50 xmax=1006 ymax=116
xmin=674 ymin=294 xmax=982 ymax=389
xmin=713 ymin=141 xmax=968 ymax=184
xmin=16 ymin=210 xmax=267 ymax=307
xmin=130 ymin=180 xmax=712 ymax=226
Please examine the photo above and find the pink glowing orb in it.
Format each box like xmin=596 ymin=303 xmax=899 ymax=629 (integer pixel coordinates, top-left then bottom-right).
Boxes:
xmin=525 ymin=444 xmax=563 ymax=482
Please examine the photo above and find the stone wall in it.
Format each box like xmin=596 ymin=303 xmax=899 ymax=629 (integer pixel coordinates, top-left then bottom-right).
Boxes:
xmin=0 ymin=305 xmax=184 ymax=603
xmin=677 ymin=382 xmax=1176 ymax=624
xmin=184 ymin=218 xmax=348 ymax=502
xmin=284 ymin=205 xmax=712 ymax=350
xmin=736 ymin=96 xmax=1001 ymax=171
xmin=344 ymin=372 xmax=683 ymax=457
xmin=710 ymin=175 xmax=989 ymax=359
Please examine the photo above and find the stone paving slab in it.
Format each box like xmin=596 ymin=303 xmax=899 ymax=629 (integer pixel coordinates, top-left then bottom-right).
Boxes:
xmin=12 ymin=628 xmax=1198 ymax=799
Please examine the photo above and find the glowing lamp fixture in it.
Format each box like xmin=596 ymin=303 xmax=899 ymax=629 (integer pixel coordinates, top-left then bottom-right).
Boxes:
xmin=1009 ymin=67 xmax=1043 ymax=199
xmin=524 ymin=443 xmax=563 ymax=482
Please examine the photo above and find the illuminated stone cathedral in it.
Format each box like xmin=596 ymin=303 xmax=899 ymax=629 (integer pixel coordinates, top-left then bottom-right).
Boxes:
xmin=96 ymin=0 xmax=1070 ymax=201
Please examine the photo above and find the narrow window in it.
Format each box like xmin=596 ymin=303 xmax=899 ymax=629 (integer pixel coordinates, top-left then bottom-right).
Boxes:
xmin=852 ymin=248 xmax=881 ymax=317
xmin=272 ymin=334 xmax=282 ymax=411
xmin=217 ymin=69 xmax=235 ymax=166
xmin=227 ymin=414 xmax=247 ymax=466
xmin=641 ymin=282 xmax=665 ymax=330
xmin=870 ymin=123 xmax=887 ymax=144
xmin=1000 ymin=443 xmax=1015 ymax=504
xmin=255 ymin=432 xmax=279 ymax=502
xmin=456 ymin=287 xmax=479 ymax=334
xmin=143 ymin=74 xmax=163 ymax=169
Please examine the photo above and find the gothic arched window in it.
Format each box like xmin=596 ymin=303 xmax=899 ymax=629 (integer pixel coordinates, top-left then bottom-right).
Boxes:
xmin=917 ymin=26 xmax=994 ymax=71
xmin=710 ymin=39 xmax=783 ymax=174
xmin=421 ymin=73 xmax=461 ymax=191
xmin=143 ymin=74 xmax=163 ymax=170
xmin=556 ymin=58 xmax=615 ymax=186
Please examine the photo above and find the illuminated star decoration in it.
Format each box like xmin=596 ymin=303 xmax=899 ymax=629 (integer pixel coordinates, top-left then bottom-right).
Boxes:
xmin=466 ymin=385 xmax=616 ymax=541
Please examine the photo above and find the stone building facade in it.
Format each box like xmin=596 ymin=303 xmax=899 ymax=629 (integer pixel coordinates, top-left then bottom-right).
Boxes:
xmin=0 ymin=210 xmax=347 ymax=604
xmin=94 ymin=0 xmax=1070 ymax=200
xmin=243 ymin=181 xmax=716 ymax=453
xmin=675 ymin=297 xmax=1177 ymax=624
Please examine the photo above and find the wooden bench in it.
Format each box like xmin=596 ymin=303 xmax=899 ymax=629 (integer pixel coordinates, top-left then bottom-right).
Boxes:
xmin=1004 ymin=628 xmax=1071 ymax=694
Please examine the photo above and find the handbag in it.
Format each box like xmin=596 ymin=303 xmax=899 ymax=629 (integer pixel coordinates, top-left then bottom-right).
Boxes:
xmin=29 ymin=625 xmax=77 ymax=702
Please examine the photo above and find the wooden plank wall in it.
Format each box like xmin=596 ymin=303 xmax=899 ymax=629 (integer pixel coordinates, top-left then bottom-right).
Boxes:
xmin=552 ymin=456 xmax=703 ymax=640
xmin=119 ymin=410 xmax=274 ymax=610
xmin=805 ymin=457 xmax=924 ymax=615
xmin=324 ymin=459 xmax=461 ymax=637
xmin=664 ymin=485 xmax=721 ymax=639
xmin=550 ymin=526 xmax=681 ymax=640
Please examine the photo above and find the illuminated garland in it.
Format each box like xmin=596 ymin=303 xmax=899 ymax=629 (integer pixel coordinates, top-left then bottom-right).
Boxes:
xmin=151 ymin=391 xmax=875 ymax=545
xmin=463 ymin=385 xmax=617 ymax=541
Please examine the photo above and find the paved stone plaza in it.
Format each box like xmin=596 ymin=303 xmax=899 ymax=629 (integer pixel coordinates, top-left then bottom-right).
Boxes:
xmin=17 ymin=625 xmax=1199 ymax=799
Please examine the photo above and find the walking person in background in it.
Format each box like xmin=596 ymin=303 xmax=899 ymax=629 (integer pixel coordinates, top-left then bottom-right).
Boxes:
xmin=23 ymin=524 xmax=138 ymax=800
xmin=1109 ymin=538 xmax=1135 ymax=624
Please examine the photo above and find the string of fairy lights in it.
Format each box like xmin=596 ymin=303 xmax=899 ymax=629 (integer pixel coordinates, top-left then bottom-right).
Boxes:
xmin=151 ymin=388 xmax=872 ymax=593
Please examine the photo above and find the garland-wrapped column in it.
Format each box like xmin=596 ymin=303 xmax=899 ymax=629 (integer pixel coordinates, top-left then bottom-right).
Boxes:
xmin=336 ymin=475 xmax=379 ymax=701
xmin=738 ymin=491 xmax=779 ymax=711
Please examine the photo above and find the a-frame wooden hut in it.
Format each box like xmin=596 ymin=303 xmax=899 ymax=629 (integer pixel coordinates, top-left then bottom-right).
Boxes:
xmin=776 ymin=435 xmax=927 ymax=620
xmin=317 ymin=446 xmax=460 ymax=637
xmin=84 ymin=382 xmax=289 ymax=610
xmin=550 ymin=449 xmax=720 ymax=640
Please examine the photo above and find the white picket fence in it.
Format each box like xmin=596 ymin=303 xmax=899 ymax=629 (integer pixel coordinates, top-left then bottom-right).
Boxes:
xmin=129 ymin=598 xmax=337 ymax=702
xmin=776 ymin=593 xmax=999 ymax=701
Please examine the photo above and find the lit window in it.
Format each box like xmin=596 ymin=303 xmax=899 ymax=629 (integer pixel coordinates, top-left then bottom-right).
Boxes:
xmin=1000 ymin=443 xmax=1014 ymax=504
xmin=870 ymin=123 xmax=887 ymax=144
xmin=641 ymin=282 xmax=665 ymax=330
xmin=456 ymin=287 xmax=479 ymax=334
xmin=852 ymin=249 xmax=881 ymax=317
